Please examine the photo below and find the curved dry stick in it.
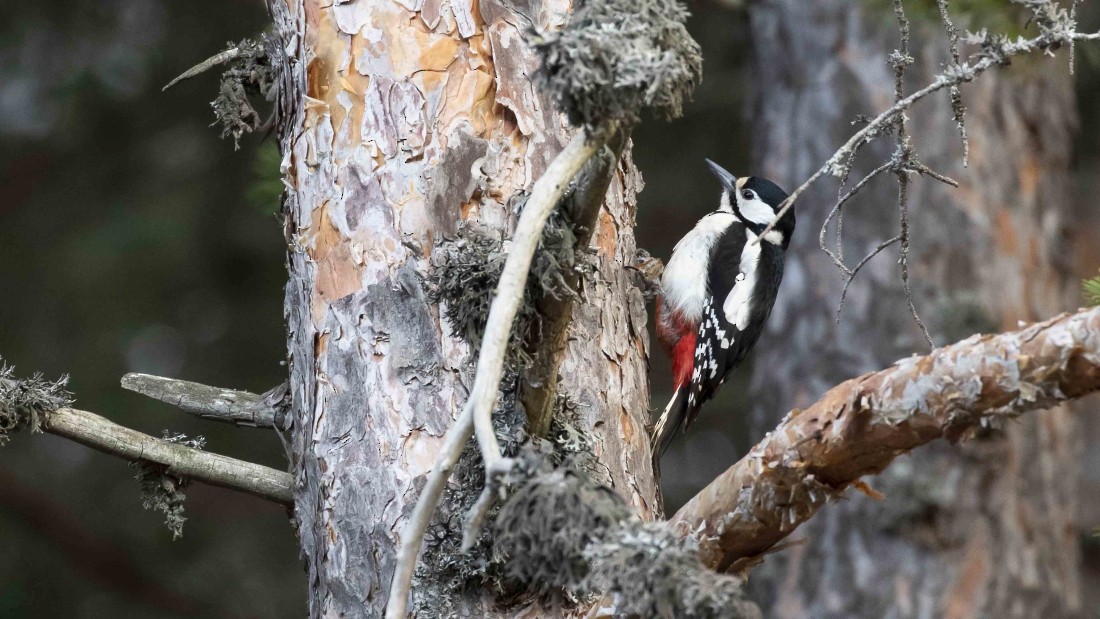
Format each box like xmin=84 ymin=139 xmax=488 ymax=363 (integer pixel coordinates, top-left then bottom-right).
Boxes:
xmin=819 ymin=161 xmax=893 ymax=273
xmin=671 ymin=306 xmax=1100 ymax=572
xmin=385 ymin=125 xmax=612 ymax=619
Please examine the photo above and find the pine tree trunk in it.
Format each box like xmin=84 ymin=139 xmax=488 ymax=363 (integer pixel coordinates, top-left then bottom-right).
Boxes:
xmin=744 ymin=1 xmax=1083 ymax=617
xmin=270 ymin=0 xmax=656 ymax=615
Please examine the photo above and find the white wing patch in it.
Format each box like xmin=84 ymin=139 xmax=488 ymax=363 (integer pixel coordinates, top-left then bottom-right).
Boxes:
xmin=722 ymin=229 xmax=761 ymax=330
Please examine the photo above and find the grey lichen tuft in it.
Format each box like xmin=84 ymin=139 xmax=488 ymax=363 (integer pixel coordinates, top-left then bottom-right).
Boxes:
xmin=535 ymin=0 xmax=702 ymax=127
xmin=212 ymin=35 xmax=281 ymax=148
xmin=547 ymin=393 xmax=612 ymax=487
xmin=426 ymin=211 xmax=594 ymax=369
xmin=584 ymin=523 xmax=761 ymax=619
xmin=412 ymin=380 xmax=529 ymax=614
xmin=0 ymin=359 xmax=73 ymax=445
xmin=132 ymin=432 xmax=206 ymax=539
xmin=491 ymin=460 xmax=632 ymax=601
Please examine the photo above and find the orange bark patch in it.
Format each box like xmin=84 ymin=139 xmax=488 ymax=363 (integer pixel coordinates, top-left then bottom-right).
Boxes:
xmin=304 ymin=1 xmax=344 ymax=108
xmin=994 ymin=211 xmax=1019 ymax=256
xmin=620 ymin=410 xmax=635 ymax=444
xmin=596 ymin=209 xmax=618 ymax=257
xmin=1018 ymin=154 xmax=1040 ymax=201
xmin=383 ymin=12 xmax=461 ymax=77
xmin=943 ymin=531 xmax=991 ymax=619
xmin=309 ymin=203 xmax=363 ymax=305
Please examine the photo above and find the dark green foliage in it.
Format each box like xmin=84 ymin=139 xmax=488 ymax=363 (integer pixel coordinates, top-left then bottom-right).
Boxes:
xmin=213 ymin=34 xmax=281 ymax=148
xmin=1084 ymin=270 xmax=1100 ymax=306
xmin=584 ymin=523 xmax=759 ymax=619
xmin=0 ymin=359 xmax=72 ymax=445
xmin=132 ymin=432 xmax=206 ymax=540
xmin=535 ymin=0 xmax=702 ymax=128
xmin=425 ymin=210 xmax=593 ymax=370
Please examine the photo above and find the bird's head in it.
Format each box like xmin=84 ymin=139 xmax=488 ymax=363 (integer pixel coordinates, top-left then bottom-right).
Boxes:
xmin=706 ymin=158 xmax=795 ymax=248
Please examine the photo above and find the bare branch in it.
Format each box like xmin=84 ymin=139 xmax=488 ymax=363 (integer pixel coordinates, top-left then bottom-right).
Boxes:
xmin=121 ymin=373 xmax=288 ymax=429
xmin=890 ymin=0 xmax=934 ymax=349
xmin=671 ymin=306 xmax=1100 ymax=572
xmin=757 ymin=23 xmax=1100 ymax=244
xmin=834 ymin=234 xmax=902 ymax=322
xmin=41 ymin=406 xmax=293 ymax=505
xmin=935 ymin=0 xmax=969 ymax=164
xmin=386 ymin=124 xmax=615 ymax=619
xmin=819 ymin=161 xmax=893 ymax=274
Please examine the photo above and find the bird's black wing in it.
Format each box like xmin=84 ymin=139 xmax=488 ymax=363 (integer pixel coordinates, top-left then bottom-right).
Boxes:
xmin=685 ymin=224 xmax=783 ymax=429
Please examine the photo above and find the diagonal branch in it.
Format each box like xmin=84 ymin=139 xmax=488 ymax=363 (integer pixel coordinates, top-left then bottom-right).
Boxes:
xmin=519 ymin=127 xmax=629 ymax=438
xmin=670 ymin=306 xmax=1100 ymax=572
xmin=41 ymin=406 xmax=293 ymax=506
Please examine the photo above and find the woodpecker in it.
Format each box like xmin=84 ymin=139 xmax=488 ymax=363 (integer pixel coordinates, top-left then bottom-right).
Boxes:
xmin=651 ymin=159 xmax=796 ymax=463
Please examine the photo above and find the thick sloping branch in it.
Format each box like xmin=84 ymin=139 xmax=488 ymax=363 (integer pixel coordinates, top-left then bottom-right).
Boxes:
xmin=670 ymin=306 xmax=1100 ymax=572
xmin=518 ymin=128 xmax=629 ymax=437
xmin=42 ymin=407 xmax=293 ymax=506
xmin=121 ymin=373 xmax=289 ymax=429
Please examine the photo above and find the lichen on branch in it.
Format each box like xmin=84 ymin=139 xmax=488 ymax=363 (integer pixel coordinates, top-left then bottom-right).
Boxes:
xmin=132 ymin=432 xmax=205 ymax=539
xmin=535 ymin=0 xmax=702 ymax=127
xmin=0 ymin=358 xmax=73 ymax=444
xmin=672 ymin=306 xmax=1100 ymax=572
xmin=425 ymin=210 xmax=594 ymax=370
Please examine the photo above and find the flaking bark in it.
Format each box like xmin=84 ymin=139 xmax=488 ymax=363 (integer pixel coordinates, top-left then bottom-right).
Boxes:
xmin=673 ymin=306 xmax=1100 ymax=572
xmin=270 ymin=0 xmax=656 ymax=615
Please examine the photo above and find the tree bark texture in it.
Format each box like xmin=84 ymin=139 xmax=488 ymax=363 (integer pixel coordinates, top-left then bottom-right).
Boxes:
xmin=744 ymin=2 xmax=1083 ymax=618
xmin=270 ymin=1 xmax=656 ymax=615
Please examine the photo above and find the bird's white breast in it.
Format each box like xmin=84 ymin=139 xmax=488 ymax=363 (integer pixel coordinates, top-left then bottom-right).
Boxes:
xmin=722 ymin=228 xmax=761 ymax=330
xmin=660 ymin=212 xmax=735 ymax=324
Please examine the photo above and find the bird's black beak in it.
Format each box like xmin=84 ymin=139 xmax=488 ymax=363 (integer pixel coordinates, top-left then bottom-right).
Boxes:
xmin=705 ymin=159 xmax=738 ymax=193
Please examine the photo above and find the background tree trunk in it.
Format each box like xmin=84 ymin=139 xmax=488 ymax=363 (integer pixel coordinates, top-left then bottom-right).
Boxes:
xmin=744 ymin=1 xmax=1084 ymax=617
xmin=270 ymin=0 xmax=656 ymax=615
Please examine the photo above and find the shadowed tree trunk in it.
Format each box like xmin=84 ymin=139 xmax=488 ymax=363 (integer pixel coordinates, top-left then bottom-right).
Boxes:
xmin=269 ymin=0 xmax=656 ymax=615
xmin=744 ymin=1 xmax=1083 ymax=617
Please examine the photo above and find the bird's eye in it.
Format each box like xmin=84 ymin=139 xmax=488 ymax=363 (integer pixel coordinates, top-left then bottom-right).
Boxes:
xmin=741 ymin=189 xmax=755 ymax=200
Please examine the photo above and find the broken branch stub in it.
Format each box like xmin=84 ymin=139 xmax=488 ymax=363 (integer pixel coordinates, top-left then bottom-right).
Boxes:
xmin=121 ymin=373 xmax=288 ymax=429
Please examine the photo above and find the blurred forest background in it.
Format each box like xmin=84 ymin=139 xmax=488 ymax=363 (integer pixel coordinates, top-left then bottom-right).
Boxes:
xmin=1 ymin=1 xmax=1098 ymax=617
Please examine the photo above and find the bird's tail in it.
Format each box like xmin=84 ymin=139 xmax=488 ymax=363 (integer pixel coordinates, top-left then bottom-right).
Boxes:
xmin=651 ymin=387 xmax=689 ymax=473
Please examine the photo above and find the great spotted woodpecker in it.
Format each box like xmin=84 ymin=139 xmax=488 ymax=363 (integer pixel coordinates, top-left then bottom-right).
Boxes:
xmin=652 ymin=159 xmax=796 ymax=463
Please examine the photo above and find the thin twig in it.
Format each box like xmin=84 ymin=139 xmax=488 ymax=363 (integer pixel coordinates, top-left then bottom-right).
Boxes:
xmin=41 ymin=407 xmax=293 ymax=505
xmin=936 ymin=0 xmax=969 ymax=164
xmin=756 ymin=27 xmax=1100 ymax=244
xmin=385 ymin=125 xmax=614 ymax=619
xmin=891 ymin=0 xmax=934 ymax=349
xmin=819 ymin=161 xmax=893 ymax=273
xmin=834 ymin=235 xmax=903 ymax=322
xmin=121 ymin=373 xmax=288 ymax=429
xmin=1070 ymin=0 xmax=1080 ymax=74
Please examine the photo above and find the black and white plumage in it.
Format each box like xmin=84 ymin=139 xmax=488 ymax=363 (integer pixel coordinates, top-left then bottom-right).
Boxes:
xmin=652 ymin=160 xmax=796 ymax=464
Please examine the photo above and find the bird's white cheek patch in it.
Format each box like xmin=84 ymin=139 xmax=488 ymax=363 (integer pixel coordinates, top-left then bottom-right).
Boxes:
xmin=722 ymin=231 xmax=761 ymax=329
xmin=738 ymin=198 xmax=774 ymax=226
